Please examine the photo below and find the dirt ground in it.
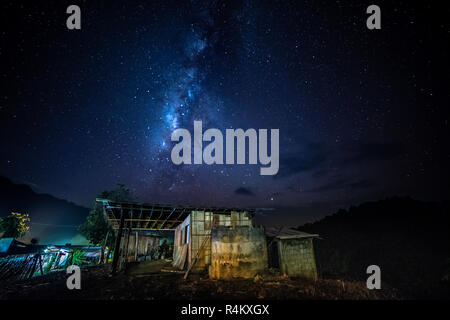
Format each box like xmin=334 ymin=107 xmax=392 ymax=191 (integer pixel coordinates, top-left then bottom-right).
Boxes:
xmin=0 ymin=260 xmax=399 ymax=300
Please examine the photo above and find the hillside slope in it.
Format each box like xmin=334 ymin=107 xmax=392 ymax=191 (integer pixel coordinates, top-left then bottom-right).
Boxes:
xmin=300 ymin=197 xmax=450 ymax=298
xmin=0 ymin=176 xmax=89 ymax=245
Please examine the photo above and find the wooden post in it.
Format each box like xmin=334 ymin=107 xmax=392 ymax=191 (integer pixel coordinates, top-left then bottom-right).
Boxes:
xmin=145 ymin=238 xmax=149 ymax=261
xmin=28 ymin=255 xmax=38 ymax=279
xmin=20 ymin=256 xmax=30 ymax=280
xmin=101 ymin=230 xmax=110 ymax=264
xmin=112 ymin=208 xmax=125 ymax=274
xmin=134 ymin=231 xmax=139 ymax=261
xmin=124 ymin=225 xmax=131 ymax=263
xmin=104 ymin=248 xmax=109 ymax=264
xmin=53 ymin=251 xmax=60 ymax=271
xmin=38 ymin=255 xmax=44 ymax=275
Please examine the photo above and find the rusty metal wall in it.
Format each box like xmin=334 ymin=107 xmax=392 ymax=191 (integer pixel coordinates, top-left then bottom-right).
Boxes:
xmin=209 ymin=226 xmax=268 ymax=279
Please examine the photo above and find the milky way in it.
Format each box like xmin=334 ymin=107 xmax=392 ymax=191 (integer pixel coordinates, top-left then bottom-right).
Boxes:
xmin=1 ymin=1 xmax=448 ymax=226
xmin=150 ymin=1 xmax=229 ymax=194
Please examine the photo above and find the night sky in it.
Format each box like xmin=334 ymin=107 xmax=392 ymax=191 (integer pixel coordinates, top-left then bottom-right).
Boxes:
xmin=1 ymin=1 xmax=448 ymax=226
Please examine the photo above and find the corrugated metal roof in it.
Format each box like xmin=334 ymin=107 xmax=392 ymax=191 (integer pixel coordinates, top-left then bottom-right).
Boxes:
xmin=96 ymin=198 xmax=257 ymax=231
xmin=265 ymin=227 xmax=319 ymax=239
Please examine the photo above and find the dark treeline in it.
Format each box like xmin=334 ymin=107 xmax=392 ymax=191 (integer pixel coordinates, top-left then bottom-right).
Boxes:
xmin=300 ymin=197 xmax=450 ymax=298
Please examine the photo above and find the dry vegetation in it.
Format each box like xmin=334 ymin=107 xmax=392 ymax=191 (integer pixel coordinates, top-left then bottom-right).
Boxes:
xmin=0 ymin=261 xmax=399 ymax=300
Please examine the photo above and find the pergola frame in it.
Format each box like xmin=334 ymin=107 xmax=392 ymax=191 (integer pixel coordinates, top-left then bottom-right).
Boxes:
xmin=97 ymin=198 xmax=256 ymax=231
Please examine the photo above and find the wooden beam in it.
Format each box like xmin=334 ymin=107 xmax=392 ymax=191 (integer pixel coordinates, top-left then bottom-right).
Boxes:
xmin=184 ymin=235 xmax=210 ymax=280
xmin=158 ymin=207 xmax=176 ymax=229
xmin=134 ymin=231 xmax=139 ymax=261
xmin=111 ymin=208 xmax=125 ymax=274
xmin=151 ymin=207 xmax=165 ymax=228
xmin=111 ymin=227 xmax=176 ymax=231
xmin=138 ymin=207 xmax=143 ymax=229
xmin=108 ymin=218 xmax=183 ymax=223
xmin=144 ymin=206 xmax=155 ymax=229
xmin=124 ymin=223 xmax=131 ymax=264
xmin=130 ymin=208 xmax=133 ymax=229
xmin=169 ymin=208 xmax=187 ymax=228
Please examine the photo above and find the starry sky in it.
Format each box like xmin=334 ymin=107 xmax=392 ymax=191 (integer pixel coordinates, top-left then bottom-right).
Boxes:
xmin=1 ymin=0 xmax=448 ymax=226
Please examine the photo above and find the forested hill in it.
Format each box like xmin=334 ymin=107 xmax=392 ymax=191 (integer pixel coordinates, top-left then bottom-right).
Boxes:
xmin=0 ymin=176 xmax=89 ymax=245
xmin=300 ymin=197 xmax=450 ymax=298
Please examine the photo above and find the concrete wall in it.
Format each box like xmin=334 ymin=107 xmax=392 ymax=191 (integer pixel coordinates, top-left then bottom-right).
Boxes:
xmin=277 ymin=238 xmax=318 ymax=280
xmin=209 ymin=226 xmax=268 ymax=279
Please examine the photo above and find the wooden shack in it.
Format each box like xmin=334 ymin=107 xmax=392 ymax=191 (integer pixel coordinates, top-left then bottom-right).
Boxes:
xmin=97 ymin=198 xmax=260 ymax=276
xmin=173 ymin=208 xmax=269 ymax=279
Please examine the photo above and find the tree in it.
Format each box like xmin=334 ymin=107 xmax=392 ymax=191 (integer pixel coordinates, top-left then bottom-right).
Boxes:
xmin=0 ymin=212 xmax=30 ymax=238
xmin=98 ymin=183 xmax=134 ymax=203
xmin=79 ymin=184 xmax=135 ymax=248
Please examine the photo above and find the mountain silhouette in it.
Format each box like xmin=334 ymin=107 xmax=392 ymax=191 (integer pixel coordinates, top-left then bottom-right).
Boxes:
xmin=0 ymin=176 xmax=89 ymax=245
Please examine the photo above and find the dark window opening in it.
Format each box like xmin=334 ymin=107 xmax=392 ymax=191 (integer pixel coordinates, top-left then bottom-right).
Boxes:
xmin=183 ymin=225 xmax=189 ymax=244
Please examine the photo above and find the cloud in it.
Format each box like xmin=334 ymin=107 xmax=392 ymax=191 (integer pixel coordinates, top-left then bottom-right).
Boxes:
xmin=234 ymin=187 xmax=255 ymax=196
